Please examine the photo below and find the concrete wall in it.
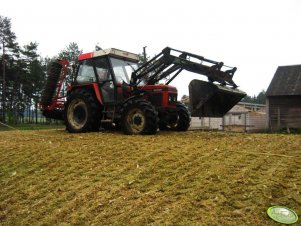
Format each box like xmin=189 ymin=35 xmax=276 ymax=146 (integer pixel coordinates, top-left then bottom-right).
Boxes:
xmin=190 ymin=117 xmax=222 ymax=130
xmin=189 ymin=103 xmax=267 ymax=132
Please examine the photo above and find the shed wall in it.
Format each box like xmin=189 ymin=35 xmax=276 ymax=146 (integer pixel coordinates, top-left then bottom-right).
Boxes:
xmin=268 ymin=96 xmax=301 ymax=130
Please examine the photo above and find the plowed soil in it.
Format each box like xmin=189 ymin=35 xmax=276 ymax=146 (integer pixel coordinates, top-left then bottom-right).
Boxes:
xmin=0 ymin=129 xmax=300 ymax=225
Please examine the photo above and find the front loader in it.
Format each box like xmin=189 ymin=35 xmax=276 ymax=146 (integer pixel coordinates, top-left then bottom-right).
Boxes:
xmin=40 ymin=47 xmax=246 ymax=135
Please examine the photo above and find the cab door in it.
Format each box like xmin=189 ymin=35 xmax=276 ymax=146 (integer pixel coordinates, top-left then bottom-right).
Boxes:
xmin=93 ymin=58 xmax=115 ymax=103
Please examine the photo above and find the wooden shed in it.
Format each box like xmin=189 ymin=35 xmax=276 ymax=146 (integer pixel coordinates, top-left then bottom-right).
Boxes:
xmin=266 ymin=65 xmax=301 ymax=131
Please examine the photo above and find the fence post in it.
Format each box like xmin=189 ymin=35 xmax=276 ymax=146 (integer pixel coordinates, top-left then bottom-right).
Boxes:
xmin=277 ymin=107 xmax=280 ymax=128
xmin=244 ymin=113 xmax=247 ymax=132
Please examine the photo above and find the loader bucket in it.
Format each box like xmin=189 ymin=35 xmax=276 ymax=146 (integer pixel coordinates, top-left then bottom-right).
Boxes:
xmin=189 ymin=79 xmax=246 ymax=117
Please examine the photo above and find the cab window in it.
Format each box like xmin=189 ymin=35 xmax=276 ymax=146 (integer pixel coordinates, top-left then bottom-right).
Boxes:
xmin=76 ymin=59 xmax=95 ymax=83
xmin=94 ymin=58 xmax=111 ymax=81
xmin=110 ymin=58 xmax=138 ymax=84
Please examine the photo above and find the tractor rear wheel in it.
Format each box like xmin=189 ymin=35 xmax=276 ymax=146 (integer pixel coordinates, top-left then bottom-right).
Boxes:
xmin=159 ymin=103 xmax=190 ymax=131
xmin=65 ymin=89 xmax=101 ymax=133
xmin=121 ymin=99 xmax=158 ymax=135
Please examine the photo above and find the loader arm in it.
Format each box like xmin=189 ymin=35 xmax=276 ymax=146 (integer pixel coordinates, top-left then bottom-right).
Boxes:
xmin=131 ymin=47 xmax=238 ymax=88
xmin=131 ymin=47 xmax=246 ymax=118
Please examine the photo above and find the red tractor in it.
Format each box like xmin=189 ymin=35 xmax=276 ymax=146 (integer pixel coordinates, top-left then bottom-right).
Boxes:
xmin=40 ymin=47 xmax=245 ymax=135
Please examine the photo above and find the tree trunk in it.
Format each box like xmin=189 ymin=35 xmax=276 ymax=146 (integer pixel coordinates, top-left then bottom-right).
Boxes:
xmin=35 ymin=100 xmax=38 ymax=124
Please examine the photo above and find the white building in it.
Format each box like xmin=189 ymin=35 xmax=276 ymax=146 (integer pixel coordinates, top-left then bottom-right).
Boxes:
xmin=189 ymin=102 xmax=267 ymax=132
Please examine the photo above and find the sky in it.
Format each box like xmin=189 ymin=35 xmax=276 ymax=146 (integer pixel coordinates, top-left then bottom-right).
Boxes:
xmin=2 ymin=0 xmax=301 ymax=98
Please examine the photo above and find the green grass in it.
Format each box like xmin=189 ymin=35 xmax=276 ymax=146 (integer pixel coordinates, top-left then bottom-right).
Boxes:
xmin=0 ymin=123 xmax=64 ymax=131
xmin=0 ymin=130 xmax=301 ymax=225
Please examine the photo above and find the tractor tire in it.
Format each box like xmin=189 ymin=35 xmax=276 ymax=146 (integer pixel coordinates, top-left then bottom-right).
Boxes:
xmin=121 ymin=99 xmax=158 ymax=135
xmin=159 ymin=103 xmax=191 ymax=131
xmin=64 ymin=89 xmax=101 ymax=133
xmin=40 ymin=62 xmax=62 ymax=106
xmin=175 ymin=103 xmax=191 ymax=131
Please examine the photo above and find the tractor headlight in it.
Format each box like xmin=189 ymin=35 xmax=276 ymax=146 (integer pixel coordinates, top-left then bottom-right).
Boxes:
xmin=168 ymin=94 xmax=177 ymax=104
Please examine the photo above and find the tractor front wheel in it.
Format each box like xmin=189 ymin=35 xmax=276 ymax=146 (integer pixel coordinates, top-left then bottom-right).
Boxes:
xmin=65 ymin=89 xmax=101 ymax=133
xmin=121 ymin=99 xmax=158 ymax=135
xmin=159 ymin=103 xmax=190 ymax=131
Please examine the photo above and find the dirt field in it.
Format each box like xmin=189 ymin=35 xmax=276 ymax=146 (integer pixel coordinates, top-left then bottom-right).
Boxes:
xmin=0 ymin=129 xmax=300 ymax=225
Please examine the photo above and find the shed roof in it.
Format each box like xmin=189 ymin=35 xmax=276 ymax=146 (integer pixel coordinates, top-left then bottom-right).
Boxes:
xmin=266 ymin=65 xmax=301 ymax=96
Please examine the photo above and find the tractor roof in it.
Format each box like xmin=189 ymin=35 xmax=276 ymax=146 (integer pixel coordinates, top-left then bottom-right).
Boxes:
xmin=78 ymin=48 xmax=139 ymax=62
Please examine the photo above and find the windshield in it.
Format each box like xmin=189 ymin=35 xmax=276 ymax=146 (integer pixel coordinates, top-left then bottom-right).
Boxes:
xmin=110 ymin=58 xmax=138 ymax=84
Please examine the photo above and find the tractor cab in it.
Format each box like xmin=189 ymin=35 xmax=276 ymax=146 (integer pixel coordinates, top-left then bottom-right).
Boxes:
xmin=73 ymin=48 xmax=139 ymax=104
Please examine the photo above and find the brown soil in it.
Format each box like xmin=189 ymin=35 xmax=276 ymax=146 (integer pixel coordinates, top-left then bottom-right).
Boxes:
xmin=0 ymin=129 xmax=300 ymax=225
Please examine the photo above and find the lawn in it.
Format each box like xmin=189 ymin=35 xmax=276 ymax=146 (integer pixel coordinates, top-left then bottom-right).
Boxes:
xmin=0 ymin=123 xmax=64 ymax=131
xmin=0 ymin=129 xmax=300 ymax=225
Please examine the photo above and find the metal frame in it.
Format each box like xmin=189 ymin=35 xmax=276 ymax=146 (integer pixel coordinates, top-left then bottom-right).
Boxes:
xmin=42 ymin=59 xmax=69 ymax=111
xmin=131 ymin=47 xmax=238 ymax=88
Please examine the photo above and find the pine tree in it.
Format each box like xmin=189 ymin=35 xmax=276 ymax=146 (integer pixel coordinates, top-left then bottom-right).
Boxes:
xmin=256 ymin=90 xmax=266 ymax=104
xmin=57 ymin=42 xmax=83 ymax=93
xmin=0 ymin=16 xmax=19 ymax=122
xmin=21 ymin=42 xmax=45 ymax=123
xmin=58 ymin=42 xmax=82 ymax=66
